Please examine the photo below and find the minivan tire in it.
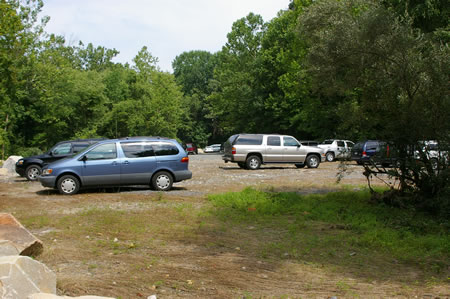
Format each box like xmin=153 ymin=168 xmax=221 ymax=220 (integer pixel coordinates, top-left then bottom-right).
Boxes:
xmin=326 ymin=152 xmax=335 ymax=162
xmin=57 ymin=175 xmax=80 ymax=195
xmin=152 ymin=171 xmax=173 ymax=191
xmin=306 ymin=155 xmax=320 ymax=168
xmin=26 ymin=165 xmax=41 ymax=181
xmin=246 ymin=155 xmax=261 ymax=170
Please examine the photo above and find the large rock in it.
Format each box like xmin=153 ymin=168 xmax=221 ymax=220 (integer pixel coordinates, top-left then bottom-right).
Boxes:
xmin=29 ymin=294 xmax=115 ymax=299
xmin=0 ymin=255 xmax=56 ymax=298
xmin=0 ymin=213 xmax=43 ymax=257
xmin=0 ymin=156 xmax=22 ymax=175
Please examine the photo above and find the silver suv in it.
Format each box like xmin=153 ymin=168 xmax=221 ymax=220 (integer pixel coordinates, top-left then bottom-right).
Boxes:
xmin=222 ymin=134 xmax=325 ymax=170
xmin=318 ymin=139 xmax=355 ymax=162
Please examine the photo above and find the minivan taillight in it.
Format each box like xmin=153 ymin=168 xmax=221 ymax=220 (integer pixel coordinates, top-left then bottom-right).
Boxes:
xmin=232 ymin=147 xmax=236 ymax=155
xmin=181 ymin=157 xmax=189 ymax=163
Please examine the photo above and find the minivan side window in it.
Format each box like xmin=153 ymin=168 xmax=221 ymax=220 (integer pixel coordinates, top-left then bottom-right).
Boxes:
xmin=267 ymin=136 xmax=281 ymax=146
xmin=284 ymin=137 xmax=299 ymax=147
xmin=52 ymin=143 xmax=72 ymax=155
xmin=152 ymin=142 xmax=179 ymax=156
xmin=235 ymin=135 xmax=263 ymax=145
xmin=121 ymin=142 xmax=155 ymax=158
xmin=85 ymin=143 xmax=117 ymax=160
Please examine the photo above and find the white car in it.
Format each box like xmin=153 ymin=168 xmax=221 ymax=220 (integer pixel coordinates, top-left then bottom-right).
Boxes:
xmin=318 ymin=139 xmax=355 ymax=162
xmin=204 ymin=144 xmax=222 ymax=153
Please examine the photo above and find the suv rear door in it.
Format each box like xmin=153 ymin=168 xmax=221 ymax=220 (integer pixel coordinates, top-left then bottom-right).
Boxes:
xmin=265 ymin=136 xmax=283 ymax=162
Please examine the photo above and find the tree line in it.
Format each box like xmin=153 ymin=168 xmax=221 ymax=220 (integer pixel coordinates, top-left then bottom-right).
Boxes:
xmin=1 ymin=0 xmax=449 ymax=209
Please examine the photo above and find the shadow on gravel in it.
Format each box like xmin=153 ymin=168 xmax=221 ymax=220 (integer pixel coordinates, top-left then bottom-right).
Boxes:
xmin=219 ymin=166 xmax=297 ymax=170
xmin=36 ymin=185 xmax=187 ymax=196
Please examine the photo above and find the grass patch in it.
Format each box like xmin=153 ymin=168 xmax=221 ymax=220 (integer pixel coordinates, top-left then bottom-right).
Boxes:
xmin=208 ymin=188 xmax=449 ymax=276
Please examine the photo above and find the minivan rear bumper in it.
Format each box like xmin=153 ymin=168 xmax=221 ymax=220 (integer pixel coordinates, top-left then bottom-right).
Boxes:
xmin=173 ymin=170 xmax=192 ymax=182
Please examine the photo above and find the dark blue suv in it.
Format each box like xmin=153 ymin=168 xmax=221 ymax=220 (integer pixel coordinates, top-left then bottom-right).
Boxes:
xmin=38 ymin=137 xmax=192 ymax=194
xmin=351 ymin=140 xmax=397 ymax=166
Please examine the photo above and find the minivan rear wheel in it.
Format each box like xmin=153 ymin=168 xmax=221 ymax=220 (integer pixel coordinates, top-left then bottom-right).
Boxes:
xmin=57 ymin=175 xmax=80 ymax=195
xmin=246 ymin=155 xmax=261 ymax=170
xmin=152 ymin=171 xmax=173 ymax=191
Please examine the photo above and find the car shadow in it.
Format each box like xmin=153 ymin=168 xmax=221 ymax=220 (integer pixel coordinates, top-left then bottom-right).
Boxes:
xmin=36 ymin=185 xmax=187 ymax=196
xmin=219 ymin=166 xmax=298 ymax=170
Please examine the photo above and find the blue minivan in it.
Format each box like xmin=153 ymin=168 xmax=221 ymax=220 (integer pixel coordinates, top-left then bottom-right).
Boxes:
xmin=38 ymin=137 xmax=192 ymax=195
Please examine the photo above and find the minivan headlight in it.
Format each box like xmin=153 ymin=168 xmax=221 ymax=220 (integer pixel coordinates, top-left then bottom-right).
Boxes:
xmin=42 ymin=169 xmax=53 ymax=175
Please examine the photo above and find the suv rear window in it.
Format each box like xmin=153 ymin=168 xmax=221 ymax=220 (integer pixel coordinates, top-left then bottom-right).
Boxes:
xmin=267 ymin=136 xmax=281 ymax=146
xmin=235 ymin=135 xmax=263 ymax=145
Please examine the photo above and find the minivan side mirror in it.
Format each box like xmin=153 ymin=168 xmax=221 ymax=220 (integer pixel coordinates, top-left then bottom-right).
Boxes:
xmin=80 ymin=155 xmax=88 ymax=162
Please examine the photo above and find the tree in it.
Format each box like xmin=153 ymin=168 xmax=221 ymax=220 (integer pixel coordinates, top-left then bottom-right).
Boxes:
xmin=172 ymin=50 xmax=217 ymax=146
xmin=207 ymin=13 xmax=267 ymax=137
xmin=299 ymin=0 xmax=449 ymax=213
xmin=0 ymin=0 xmax=47 ymax=157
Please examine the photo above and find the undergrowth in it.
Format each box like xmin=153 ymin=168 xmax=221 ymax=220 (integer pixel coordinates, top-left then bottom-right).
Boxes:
xmin=208 ymin=188 xmax=449 ymax=266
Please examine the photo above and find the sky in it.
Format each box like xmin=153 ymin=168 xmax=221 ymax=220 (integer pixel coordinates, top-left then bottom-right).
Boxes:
xmin=40 ymin=0 xmax=291 ymax=72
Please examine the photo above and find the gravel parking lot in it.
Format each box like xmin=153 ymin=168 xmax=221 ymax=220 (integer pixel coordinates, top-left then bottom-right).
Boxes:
xmin=1 ymin=153 xmax=376 ymax=197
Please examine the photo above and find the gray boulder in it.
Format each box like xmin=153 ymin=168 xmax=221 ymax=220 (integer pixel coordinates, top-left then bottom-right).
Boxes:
xmin=0 ymin=255 xmax=56 ymax=298
xmin=0 ymin=156 xmax=22 ymax=175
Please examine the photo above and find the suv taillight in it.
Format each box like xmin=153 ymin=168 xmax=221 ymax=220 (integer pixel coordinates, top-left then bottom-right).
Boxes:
xmin=362 ymin=151 xmax=367 ymax=157
xmin=181 ymin=157 xmax=189 ymax=163
xmin=232 ymin=147 xmax=236 ymax=155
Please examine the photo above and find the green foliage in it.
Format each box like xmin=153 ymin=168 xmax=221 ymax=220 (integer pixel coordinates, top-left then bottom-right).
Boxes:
xmin=209 ymin=188 xmax=450 ymax=261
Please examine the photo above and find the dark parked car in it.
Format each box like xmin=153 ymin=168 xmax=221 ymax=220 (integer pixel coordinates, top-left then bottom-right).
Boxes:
xmin=38 ymin=137 xmax=192 ymax=195
xmin=16 ymin=138 xmax=104 ymax=181
xmin=351 ymin=140 xmax=397 ymax=166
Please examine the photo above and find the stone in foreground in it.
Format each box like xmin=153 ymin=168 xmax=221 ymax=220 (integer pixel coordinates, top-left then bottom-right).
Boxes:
xmin=0 ymin=255 xmax=56 ymax=298
xmin=0 ymin=213 xmax=43 ymax=257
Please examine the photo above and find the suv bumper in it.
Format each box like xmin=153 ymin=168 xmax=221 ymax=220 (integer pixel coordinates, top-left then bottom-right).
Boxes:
xmin=15 ymin=165 xmax=26 ymax=177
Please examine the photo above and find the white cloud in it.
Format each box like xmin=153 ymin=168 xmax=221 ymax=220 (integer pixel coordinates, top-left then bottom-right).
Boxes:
xmin=41 ymin=0 xmax=290 ymax=72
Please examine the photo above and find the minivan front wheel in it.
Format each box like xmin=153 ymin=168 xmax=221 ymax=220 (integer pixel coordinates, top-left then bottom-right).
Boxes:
xmin=26 ymin=165 xmax=41 ymax=181
xmin=152 ymin=171 xmax=173 ymax=191
xmin=246 ymin=155 xmax=261 ymax=170
xmin=306 ymin=155 xmax=320 ymax=168
xmin=57 ymin=175 xmax=80 ymax=195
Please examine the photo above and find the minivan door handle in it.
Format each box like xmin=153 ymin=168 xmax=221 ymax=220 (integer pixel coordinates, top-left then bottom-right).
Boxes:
xmin=122 ymin=161 xmax=129 ymax=165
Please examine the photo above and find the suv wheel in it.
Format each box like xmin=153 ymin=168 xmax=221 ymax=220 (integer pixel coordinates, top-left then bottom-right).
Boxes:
xmin=152 ymin=171 xmax=173 ymax=191
xmin=57 ymin=175 xmax=80 ymax=195
xmin=306 ymin=155 xmax=320 ymax=168
xmin=26 ymin=165 xmax=42 ymax=181
xmin=326 ymin=152 xmax=335 ymax=162
xmin=246 ymin=155 xmax=261 ymax=170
